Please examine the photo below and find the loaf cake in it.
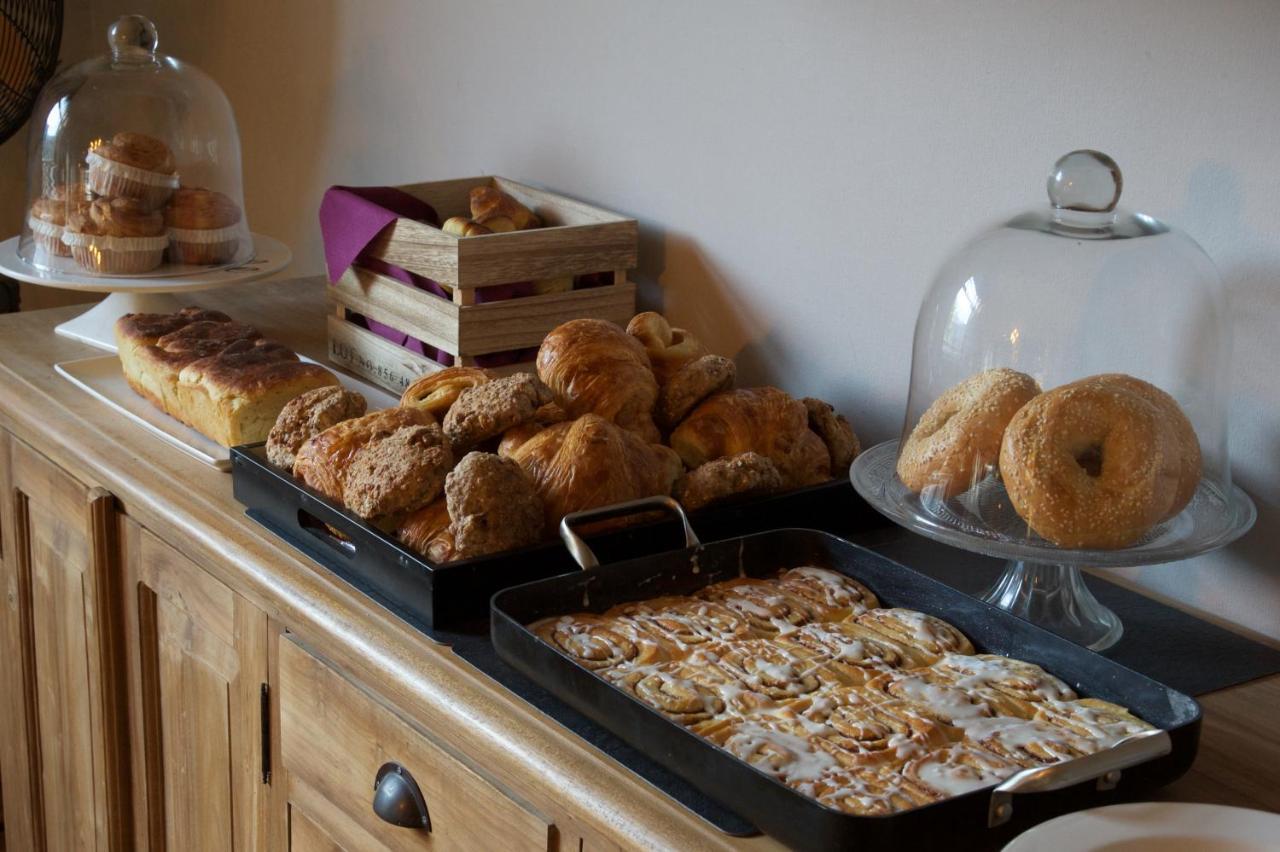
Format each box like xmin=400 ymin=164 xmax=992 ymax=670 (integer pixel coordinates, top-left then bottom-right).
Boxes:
xmin=115 ymin=307 xmax=339 ymax=447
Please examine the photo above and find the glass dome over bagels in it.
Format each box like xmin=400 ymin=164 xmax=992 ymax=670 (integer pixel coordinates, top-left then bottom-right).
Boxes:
xmin=878 ymin=149 xmax=1252 ymax=561
xmin=19 ymin=14 xmax=252 ymax=277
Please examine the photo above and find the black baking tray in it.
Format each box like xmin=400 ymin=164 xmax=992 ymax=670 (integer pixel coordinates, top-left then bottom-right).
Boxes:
xmin=230 ymin=442 xmax=878 ymax=631
xmin=491 ymin=527 xmax=1201 ymax=851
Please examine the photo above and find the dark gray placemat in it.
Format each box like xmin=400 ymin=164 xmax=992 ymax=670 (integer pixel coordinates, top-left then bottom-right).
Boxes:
xmin=856 ymin=527 xmax=1280 ymax=697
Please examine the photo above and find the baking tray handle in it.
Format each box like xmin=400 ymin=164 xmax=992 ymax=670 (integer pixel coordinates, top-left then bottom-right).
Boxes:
xmin=559 ymin=496 xmax=701 ymax=570
xmin=987 ymin=728 xmax=1172 ymax=828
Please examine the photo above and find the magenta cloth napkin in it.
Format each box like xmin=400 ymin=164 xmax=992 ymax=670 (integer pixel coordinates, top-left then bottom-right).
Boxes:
xmin=319 ymin=185 xmax=538 ymax=367
xmin=319 ymin=185 xmax=441 ymax=282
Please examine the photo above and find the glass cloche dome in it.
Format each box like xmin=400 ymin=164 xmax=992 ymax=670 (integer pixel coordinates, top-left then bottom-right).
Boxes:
xmin=852 ymin=150 xmax=1255 ymax=649
xmin=19 ymin=14 xmax=252 ymax=277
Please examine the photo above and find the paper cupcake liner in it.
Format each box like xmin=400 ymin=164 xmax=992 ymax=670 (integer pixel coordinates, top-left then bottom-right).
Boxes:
xmin=29 ymin=216 xmax=70 ymax=257
xmin=167 ymin=223 xmax=242 ymax=244
xmin=27 ymin=214 xmax=64 ymax=238
xmin=69 ymin=243 xmax=165 ymax=275
xmin=85 ymin=149 xmax=180 ymax=188
xmin=62 ymin=231 xmax=169 ymax=252
xmin=86 ymin=151 xmax=178 ymax=211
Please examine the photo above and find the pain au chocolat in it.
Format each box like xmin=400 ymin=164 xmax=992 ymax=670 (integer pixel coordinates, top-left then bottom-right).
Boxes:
xmin=115 ymin=307 xmax=339 ymax=447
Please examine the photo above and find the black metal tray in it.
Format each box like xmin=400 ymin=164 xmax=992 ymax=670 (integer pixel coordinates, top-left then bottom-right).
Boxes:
xmin=491 ymin=499 xmax=1202 ymax=851
xmin=231 ymin=442 xmax=876 ymax=632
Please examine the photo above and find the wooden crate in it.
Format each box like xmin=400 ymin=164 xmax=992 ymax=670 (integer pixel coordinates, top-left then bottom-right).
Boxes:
xmin=327 ymin=176 xmax=638 ymax=393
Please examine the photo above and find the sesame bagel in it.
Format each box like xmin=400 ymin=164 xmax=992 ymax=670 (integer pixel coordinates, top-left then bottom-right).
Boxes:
xmin=1063 ymin=374 xmax=1201 ymax=520
xmin=897 ymin=368 xmax=1041 ymax=498
xmin=999 ymin=381 xmax=1182 ymax=549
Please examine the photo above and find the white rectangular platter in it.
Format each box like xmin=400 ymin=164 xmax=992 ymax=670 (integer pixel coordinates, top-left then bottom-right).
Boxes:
xmin=56 ymin=354 xmax=399 ymax=471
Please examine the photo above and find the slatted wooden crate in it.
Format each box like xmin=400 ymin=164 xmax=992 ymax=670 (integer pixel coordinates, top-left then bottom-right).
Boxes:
xmin=327 ymin=176 xmax=638 ymax=393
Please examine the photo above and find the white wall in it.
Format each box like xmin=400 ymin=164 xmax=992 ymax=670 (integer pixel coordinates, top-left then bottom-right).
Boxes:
xmin=25 ymin=1 xmax=1280 ymax=637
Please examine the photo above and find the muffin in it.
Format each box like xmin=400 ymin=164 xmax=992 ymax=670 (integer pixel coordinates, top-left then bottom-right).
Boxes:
xmin=164 ymin=187 xmax=243 ymax=265
xmin=63 ymin=197 xmax=168 ymax=275
xmin=27 ymin=183 xmax=90 ymax=257
xmin=85 ymin=131 xmax=179 ymax=211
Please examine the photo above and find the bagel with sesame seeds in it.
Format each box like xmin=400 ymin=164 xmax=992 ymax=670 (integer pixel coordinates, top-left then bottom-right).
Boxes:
xmin=896 ymin=368 xmax=1041 ymax=498
xmin=998 ymin=378 xmax=1184 ymax=549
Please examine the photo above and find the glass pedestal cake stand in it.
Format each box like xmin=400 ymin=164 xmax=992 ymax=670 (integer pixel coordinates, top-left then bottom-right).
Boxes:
xmin=0 ymin=234 xmax=291 ymax=352
xmin=851 ymin=440 xmax=1257 ymax=651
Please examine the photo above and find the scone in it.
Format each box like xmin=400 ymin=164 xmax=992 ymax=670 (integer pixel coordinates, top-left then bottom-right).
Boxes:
xmin=27 ymin=183 xmax=89 ymax=257
xmin=86 ymin=131 xmax=179 ymax=210
xmin=63 ymin=197 xmax=168 ymax=275
xmin=164 ymin=187 xmax=243 ymax=265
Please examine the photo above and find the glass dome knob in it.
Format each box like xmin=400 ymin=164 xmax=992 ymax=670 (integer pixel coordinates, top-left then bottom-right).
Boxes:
xmin=1047 ymin=150 xmax=1123 ymax=213
xmin=109 ymin=15 xmax=159 ymax=65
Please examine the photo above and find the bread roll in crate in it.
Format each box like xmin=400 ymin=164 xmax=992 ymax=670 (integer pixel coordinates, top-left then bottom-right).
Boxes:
xmin=324 ymin=176 xmax=638 ymax=394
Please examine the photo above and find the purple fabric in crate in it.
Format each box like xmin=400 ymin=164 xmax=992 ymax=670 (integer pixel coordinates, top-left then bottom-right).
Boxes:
xmin=320 ymin=185 xmax=543 ymax=368
xmin=319 ymin=186 xmax=441 ymax=282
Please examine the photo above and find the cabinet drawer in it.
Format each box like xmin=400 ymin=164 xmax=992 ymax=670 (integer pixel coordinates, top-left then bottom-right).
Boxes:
xmin=278 ymin=638 xmax=552 ymax=851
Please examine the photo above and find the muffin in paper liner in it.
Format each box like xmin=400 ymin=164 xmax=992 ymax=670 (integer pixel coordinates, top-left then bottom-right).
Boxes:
xmin=86 ymin=149 xmax=180 ymax=211
xmin=27 ymin=214 xmax=71 ymax=257
xmin=62 ymin=230 xmax=169 ymax=275
xmin=167 ymin=223 xmax=241 ymax=265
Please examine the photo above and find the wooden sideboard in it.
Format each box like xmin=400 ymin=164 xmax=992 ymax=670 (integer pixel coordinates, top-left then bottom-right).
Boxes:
xmin=0 ymin=279 xmax=1276 ymax=852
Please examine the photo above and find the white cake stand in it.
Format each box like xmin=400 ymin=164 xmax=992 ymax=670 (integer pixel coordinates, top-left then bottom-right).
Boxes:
xmin=851 ymin=440 xmax=1257 ymax=651
xmin=0 ymin=234 xmax=292 ymax=352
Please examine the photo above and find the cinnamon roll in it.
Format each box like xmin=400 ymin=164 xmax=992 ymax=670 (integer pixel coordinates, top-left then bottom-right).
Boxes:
xmin=605 ymin=596 xmax=753 ymax=652
xmin=531 ymin=614 xmax=670 ymax=672
xmin=789 ymin=687 xmax=956 ymax=768
xmin=775 ymin=565 xmax=880 ymax=618
xmin=698 ymin=578 xmax=819 ymax=636
xmin=854 ymin=608 xmax=975 ymax=663
xmin=777 ymin=622 xmax=917 ymax=685
xmin=864 ymin=670 xmax=1013 ymax=724
xmin=605 ymin=665 xmax=726 ymax=726
xmin=705 ymin=719 xmax=842 ymax=783
xmin=957 ymin=715 xmax=1094 ymax=767
xmin=902 ymin=743 xmax=1022 ymax=798
xmin=694 ymin=639 xmax=824 ymax=701
xmin=928 ymin=653 xmax=1077 ymax=716
xmin=802 ymin=767 xmax=939 ymax=816
xmin=1034 ymin=698 xmax=1155 ymax=748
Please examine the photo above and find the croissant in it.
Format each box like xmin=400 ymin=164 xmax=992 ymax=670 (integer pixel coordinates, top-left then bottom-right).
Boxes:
xmin=536 ymin=318 xmax=660 ymax=442
xmin=470 ymin=186 xmax=540 ymax=230
xmin=292 ymin=407 xmax=435 ymax=501
xmin=509 ymin=414 xmax=682 ymax=528
xmin=394 ymin=497 xmax=457 ymax=563
xmin=442 ymin=216 xmax=492 ymax=237
xmin=669 ymin=387 xmax=831 ymax=488
xmin=626 ymin=312 xmax=707 ymax=386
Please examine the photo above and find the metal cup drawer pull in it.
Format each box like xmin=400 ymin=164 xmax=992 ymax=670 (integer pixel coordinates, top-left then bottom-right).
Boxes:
xmin=373 ymin=762 xmax=432 ymax=830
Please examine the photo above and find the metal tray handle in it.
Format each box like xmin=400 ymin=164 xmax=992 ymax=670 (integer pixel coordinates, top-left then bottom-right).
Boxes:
xmin=988 ymin=728 xmax=1172 ymax=827
xmin=559 ymin=496 xmax=701 ymax=570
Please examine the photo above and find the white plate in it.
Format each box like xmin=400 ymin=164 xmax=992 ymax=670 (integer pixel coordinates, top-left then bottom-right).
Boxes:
xmin=1004 ymin=802 xmax=1280 ymax=852
xmin=56 ymin=354 xmax=398 ymax=471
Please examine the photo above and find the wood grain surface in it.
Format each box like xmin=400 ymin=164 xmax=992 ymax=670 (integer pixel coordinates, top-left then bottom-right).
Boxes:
xmin=0 ymin=279 xmax=1274 ymax=852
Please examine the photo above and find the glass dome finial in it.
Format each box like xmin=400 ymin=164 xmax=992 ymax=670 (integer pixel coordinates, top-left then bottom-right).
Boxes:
xmin=108 ymin=15 xmax=158 ymax=65
xmin=1047 ymin=149 xmax=1122 ymax=212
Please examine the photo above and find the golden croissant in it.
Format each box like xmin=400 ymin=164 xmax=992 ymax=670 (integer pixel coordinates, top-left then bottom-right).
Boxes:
xmin=509 ymin=414 xmax=682 ymax=528
xmin=670 ymin=387 xmax=830 ymax=488
xmin=537 ymin=318 xmax=661 ymax=442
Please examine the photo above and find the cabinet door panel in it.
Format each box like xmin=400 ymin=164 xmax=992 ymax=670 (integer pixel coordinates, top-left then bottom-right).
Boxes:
xmin=134 ymin=529 xmax=270 ymax=852
xmin=4 ymin=439 xmax=125 ymax=852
